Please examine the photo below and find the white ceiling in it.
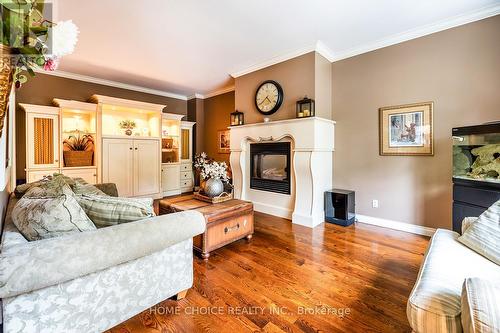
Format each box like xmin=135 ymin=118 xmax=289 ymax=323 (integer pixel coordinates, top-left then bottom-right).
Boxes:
xmin=53 ymin=0 xmax=500 ymax=98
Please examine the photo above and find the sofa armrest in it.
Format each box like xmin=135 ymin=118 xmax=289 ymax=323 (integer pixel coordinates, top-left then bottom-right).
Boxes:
xmin=0 ymin=211 xmax=205 ymax=298
xmin=461 ymin=217 xmax=478 ymax=234
xmin=94 ymin=183 xmax=119 ymax=197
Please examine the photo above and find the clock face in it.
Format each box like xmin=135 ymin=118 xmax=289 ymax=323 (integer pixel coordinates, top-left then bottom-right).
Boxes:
xmin=255 ymin=80 xmax=283 ymax=115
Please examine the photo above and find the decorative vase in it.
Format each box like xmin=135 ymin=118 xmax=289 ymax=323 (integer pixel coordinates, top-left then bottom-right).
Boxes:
xmin=0 ymin=45 xmax=14 ymax=138
xmin=204 ymin=178 xmax=224 ymax=197
xmin=125 ymin=129 xmax=132 ymax=136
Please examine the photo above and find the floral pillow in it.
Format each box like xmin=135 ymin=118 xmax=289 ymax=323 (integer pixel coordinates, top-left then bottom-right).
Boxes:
xmin=12 ymin=185 xmax=96 ymax=241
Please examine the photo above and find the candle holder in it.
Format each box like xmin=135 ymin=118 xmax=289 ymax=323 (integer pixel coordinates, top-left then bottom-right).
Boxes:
xmin=296 ymin=96 xmax=315 ymax=118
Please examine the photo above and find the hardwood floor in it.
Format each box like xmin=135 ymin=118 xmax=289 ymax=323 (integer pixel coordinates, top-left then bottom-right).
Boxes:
xmin=108 ymin=212 xmax=429 ymax=333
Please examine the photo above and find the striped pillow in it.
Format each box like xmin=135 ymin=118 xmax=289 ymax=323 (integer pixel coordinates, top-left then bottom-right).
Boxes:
xmin=458 ymin=199 xmax=500 ymax=265
xmin=461 ymin=278 xmax=500 ymax=333
xmin=76 ymin=194 xmax=155 ymax=228
xmin=72 ymin=182 xmax=108 ymax=196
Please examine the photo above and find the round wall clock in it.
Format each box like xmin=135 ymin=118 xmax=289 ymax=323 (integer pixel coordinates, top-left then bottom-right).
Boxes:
xmin=255 ymin=80 xmax=283 ymax=115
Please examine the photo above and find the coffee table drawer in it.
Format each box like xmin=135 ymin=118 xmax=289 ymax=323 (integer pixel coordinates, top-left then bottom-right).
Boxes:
xmin=205 ymin=213 xmax=253 ymax=250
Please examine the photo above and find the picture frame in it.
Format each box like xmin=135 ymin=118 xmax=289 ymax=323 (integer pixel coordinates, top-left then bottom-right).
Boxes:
xmin=218 ymin=129 xmax=230 ymax=153
xmin=379 ymin=102 xmax=433 ymax=156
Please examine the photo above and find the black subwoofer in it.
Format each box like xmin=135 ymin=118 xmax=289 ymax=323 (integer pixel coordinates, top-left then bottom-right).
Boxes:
xmin=325 ymin=189 xmax=355 ymax=226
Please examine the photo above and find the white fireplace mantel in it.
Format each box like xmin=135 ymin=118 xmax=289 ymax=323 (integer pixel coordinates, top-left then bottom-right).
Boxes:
xmin=229 ymin=117 xmax=335 ymax=228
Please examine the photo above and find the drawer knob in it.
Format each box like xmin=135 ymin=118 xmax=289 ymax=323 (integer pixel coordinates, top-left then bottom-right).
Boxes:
xmin=224 ymin=223 xmax=240 ymax=234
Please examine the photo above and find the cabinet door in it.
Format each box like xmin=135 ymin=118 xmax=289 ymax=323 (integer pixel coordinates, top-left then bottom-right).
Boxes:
xmin=134 ymin=139 xmax=160 ymax=196
xmin=180 ymin=128 xmax=190 ymax=161
xmin=27 ymin=169 xmax=60 ymax=183
xmin=102 ymin=139 xmax=133 ymax=197
xmin=162 ymin=164 xmax=181 ymax=192
xmin=27 ymin=113 xmax=59 ymax=169
xmin=62 ymin=168 xmax=98 ymax=184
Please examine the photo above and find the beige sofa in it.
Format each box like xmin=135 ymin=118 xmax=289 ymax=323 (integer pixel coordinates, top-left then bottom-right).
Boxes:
xmin=0 ymin=185 xmax=205 ymax=333
xmin=407 ymin=219 xmax=500 ymax=333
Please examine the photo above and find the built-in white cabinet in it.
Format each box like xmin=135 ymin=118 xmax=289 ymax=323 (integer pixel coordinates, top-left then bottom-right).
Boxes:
xmin=134 ymin=139 xmax=160 ymax=196
xmin=62 ymin=167 xmax=98 ymax=184
xmin=21 ymin=101 xmax=99 ymax=184
xmin=102 ymin=138 xmax=134 ymax=196
xmin=162 ymin=164 xmax=181 ymax=195
xmin=25 ymin=108 xmax=60 ymax=170
xmin=102 ymin=138 xmax=160 ymax=197
xmin=180 ymin=121 xmax=195 ymax=193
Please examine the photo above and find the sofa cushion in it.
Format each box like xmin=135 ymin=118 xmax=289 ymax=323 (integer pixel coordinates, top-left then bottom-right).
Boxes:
xmin=76 ymin=195 xmax=155 ymax=228
xmin=12 ymin=186 xmax=96 ymax=241
xmin=458 ymin=199 xmax=500 ymax=265
xmin=71 ymin=182 xmax=108 ymax=196
xmin=22 ymin=176 xmax=70 ymax=199
xmin=461 ymin=278 xmax=500 ymax=333
xmin=407 ymin=229 xmax=500 ymax=333
xmin=13 ymin=178 xmax=49 ymax=198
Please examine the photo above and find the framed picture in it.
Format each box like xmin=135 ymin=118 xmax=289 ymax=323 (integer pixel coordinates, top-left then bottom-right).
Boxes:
xmin=379 ymin=102 xmax=433 ymax=156
xmin=218 ymin=129 xmax=230 ymax=153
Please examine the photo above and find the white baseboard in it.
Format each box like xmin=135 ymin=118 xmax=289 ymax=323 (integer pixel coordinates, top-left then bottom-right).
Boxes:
xmin=252 ymin=201 xmax=292 ymax=220
xmin=356 ymin=214 xmax=436 ymax=237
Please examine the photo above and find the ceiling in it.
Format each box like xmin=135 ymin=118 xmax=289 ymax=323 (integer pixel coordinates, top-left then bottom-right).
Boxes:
xmin=53 ymin=0 xmax=500 ymax=98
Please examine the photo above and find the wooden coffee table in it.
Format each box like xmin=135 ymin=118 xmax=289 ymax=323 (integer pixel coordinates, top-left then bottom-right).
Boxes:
xmin=159 ymin=195 xmax=254 ymax=260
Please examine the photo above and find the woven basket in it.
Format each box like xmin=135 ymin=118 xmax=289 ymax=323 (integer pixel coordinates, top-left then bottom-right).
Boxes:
xmin=64 ymin=151 xmax=93 ymax=167
xmin=194 ymin=191 xmax=233 ymax=204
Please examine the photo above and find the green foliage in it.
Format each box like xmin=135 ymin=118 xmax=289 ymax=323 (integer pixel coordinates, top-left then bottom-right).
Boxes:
xmin=1 ymin=0 xmax=49 ymax=82
xmin=63 ymin=134 xmax=95 ymax=151
xmin=119 ymin=120 xmax=137 ymax=129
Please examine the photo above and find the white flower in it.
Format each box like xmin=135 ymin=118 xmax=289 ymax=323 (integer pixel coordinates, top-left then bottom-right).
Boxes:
xmin=48 ymin=20 xmax=79 ymax=57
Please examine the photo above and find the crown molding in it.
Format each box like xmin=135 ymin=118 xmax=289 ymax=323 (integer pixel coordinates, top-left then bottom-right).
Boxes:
xmin=230 ymin=42 xmax=318 ymax=78
xmin=33 ymin=68 xmax=188 ymax=100
xmin=189 ymin=86 xmax=235 ymax=100
xmin=187 ymin=93 xmax=204 ymax=100
xmin=203 ymin=86 xmax=235 ymax=99
xmin=230 ymin=5 xmax=500 ymax=75
xmin=230 ymin=40 xmax=333 ymax=78
xmin=314 ymin=40 xmax=335 ymax=62
xmin=331 ymin=4 xmax=500 ymax=61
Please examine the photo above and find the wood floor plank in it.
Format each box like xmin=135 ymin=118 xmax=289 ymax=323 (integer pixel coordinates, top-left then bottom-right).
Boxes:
xmin=108 ymin=211 xmax=428 ymax=333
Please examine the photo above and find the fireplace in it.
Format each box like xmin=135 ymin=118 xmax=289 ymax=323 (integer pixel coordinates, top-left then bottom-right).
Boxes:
xmin=250 ymin=142 xmax=291 ymax=195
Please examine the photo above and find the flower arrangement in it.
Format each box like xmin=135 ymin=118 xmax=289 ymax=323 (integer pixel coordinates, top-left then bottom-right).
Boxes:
xmin=119 ymin=120 xmax=136 ymax=136
xmin=194 ymin=152 xmax=229 ymax=182
xmin=1 ymin=0 xmax=79 ymax=87
xmin=119 ymin=120 xmax=136 ymax=130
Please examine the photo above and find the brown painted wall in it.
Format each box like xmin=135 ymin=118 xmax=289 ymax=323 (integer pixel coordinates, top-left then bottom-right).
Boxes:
xmin=202 ymin=91 xmax=235 ymax=165
xmin=15 ymin=73 xmax=188 ymax=180
xmin=235 ymin=52 xmax=315 ymax=124
xmin=332 ymin=16 xmax=500 ymax=229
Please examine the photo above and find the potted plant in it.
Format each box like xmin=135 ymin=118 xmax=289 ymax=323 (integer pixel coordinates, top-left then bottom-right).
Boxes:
xmin=119 ymin=120 xmax=136 ymax=136
xmin=194 ymin=153 xmax=230 ymax=197
xmin=63 ymin=134 xmax=94 ymax=167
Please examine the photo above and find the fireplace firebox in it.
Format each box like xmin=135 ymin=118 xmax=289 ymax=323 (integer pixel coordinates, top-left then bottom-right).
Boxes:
xmin=250 ymin=142 xmax=291 ymax=194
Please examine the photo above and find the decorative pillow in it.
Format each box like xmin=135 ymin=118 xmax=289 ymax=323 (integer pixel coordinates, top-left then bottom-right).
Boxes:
xmin=12 ymin=191 xmax=96 ymax=241
xmin=461 ymin=278 xmax=500 ymax=333
xmin=458 ymin=199 xmax=500 ymax=265
xmin=14 ymin=179 xmax=49 ymax=198
xmin=22 ymin=176 xmax=70 ymax=198
xmin=76 ymin=195 xmax=155 ymax=228
xmin=71 ymin=182 xmax=108 ymax=196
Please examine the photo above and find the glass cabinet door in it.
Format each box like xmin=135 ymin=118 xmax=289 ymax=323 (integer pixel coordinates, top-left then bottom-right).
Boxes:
xmin=27 ymin=113 xmax=59 ymax=168
xmin=181 ymin=128 xmax=190 ymax=160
